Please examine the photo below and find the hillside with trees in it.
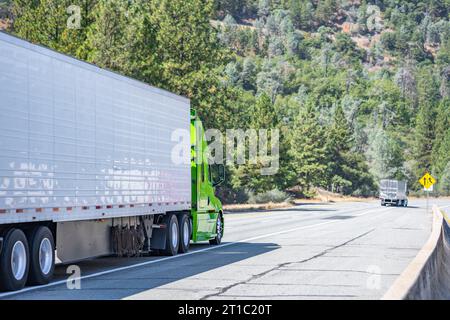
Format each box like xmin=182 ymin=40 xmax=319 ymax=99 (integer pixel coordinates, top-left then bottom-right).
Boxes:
xmin=1 ymin=0 xmax=449 ymax=202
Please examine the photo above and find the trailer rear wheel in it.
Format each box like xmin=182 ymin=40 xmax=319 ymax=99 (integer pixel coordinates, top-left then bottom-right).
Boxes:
xmin=162 ymin=214 xmax=179 ymax=256
xmin=178 ymin=214 xmax=190 ymax=254
xmin=0 ymin=228 xmax=30 ymax=291
xmin=27 ymin=226 xmax=55 ymax=286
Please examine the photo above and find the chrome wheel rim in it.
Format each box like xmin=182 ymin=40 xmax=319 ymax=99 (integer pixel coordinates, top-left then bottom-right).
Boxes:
xmin=217 ymin=218 xmax=222 ymax=239
xmin=171 ymin=221 xmax=178 ymax=249
xmin=11 ymin=241 xmax=27 ymax=281
xmin=183 ymin=220 xmax=189 ymax=246
xmin=39 ymin=238 xmax=53 ymax=275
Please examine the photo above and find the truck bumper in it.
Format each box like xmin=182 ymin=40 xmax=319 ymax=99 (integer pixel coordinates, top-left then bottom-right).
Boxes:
xmin=381 ymin=198 xmax=407 ymax=206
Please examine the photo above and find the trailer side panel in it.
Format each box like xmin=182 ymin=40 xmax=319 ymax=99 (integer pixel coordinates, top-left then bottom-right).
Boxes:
xmin=0 ymin=32 xmax=191 ymax=224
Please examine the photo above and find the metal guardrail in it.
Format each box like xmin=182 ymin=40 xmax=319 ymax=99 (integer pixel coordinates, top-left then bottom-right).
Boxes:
xmin=383 ymin=205 xmax=450 ymax=300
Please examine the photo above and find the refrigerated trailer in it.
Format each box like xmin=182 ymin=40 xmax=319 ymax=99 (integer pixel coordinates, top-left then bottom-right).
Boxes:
xmin=380 ymin=179 xmax=408 ymax=207
xmin=0 ymin=32 xmax=225 ymax=291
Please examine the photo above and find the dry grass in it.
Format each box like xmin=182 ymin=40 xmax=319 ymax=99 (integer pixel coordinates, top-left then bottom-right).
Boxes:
xmin=223 ymin=201 xmax=293 ymax=212
xmin=223 ymin=189 xmax=378 ymax=213
xmin=223 ymin=190 xmax=450 ymax=212
xmin=223 ymin=189 xmax=449 ymax=213
xmin=0 ymin=19 xmax=10 ymax=31
xmin=313 ymin=188 xmax=377 ymax=203
xmin=408 ymin=196 xmax=450 ymax=200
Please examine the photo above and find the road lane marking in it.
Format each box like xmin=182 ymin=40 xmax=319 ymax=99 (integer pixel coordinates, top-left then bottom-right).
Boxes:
xmin=224 ymin=203 xmax=376 ymax=221
xmin=0 ymin=206 xmax=394 ymax=299
xmin=225 ymin=204 xmax=380 ymax=225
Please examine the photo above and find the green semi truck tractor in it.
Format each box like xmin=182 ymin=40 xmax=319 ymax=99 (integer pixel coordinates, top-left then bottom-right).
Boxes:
xmin=0 ymin=31 xmax=224 ymax=292
xmin=191 ymin=110 xmax=225 ymax=245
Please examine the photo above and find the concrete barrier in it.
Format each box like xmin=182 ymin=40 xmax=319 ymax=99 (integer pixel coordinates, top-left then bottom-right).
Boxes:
xmin=383 ymin=205 xmax=450 ymax=300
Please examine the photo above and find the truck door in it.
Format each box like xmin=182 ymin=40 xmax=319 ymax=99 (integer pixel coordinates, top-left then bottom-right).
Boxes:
xmin=197 ymin=161 xmax=217 ymax=235
xmin=191 ymin=117 xmax=217 ymax=240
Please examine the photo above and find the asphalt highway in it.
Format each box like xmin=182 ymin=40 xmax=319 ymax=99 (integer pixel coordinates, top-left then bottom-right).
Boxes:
xmin=1 ymin=199 xmax=449 ymax=300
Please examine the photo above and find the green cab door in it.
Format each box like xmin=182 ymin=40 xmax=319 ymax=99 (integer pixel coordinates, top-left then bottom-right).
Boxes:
xmin=191 ymin=116 xmax=219 ymax=241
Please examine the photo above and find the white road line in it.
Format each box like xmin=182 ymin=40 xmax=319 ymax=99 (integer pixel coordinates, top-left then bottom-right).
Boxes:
xmin=225 ymin=203 xmax=371 ymax=219
xmin=353 ymin=207 xmax=392 ymax=217
xmin=0 ymin=206 xmax=393 ymax=299
xmin=225 ymin=204 xmax=378 ymax=225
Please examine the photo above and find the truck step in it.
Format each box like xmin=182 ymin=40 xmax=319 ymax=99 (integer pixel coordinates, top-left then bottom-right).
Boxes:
xmin=152 ymin=224 xmax=167 ymax=229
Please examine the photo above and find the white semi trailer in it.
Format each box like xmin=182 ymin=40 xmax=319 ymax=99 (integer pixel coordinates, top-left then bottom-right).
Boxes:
xmin=0 ymin=32 xmax=225 ymax=292
xmin=380 ymin=179 xmax=408 ymax=207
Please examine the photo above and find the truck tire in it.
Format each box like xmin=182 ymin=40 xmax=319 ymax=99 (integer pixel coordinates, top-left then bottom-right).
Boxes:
xmin=178 ymin=214 xmax=190 ymax=254
xmin=209 ymin=214 xmax=223 ymax=245
xmin=162 ymin=214 xmax=179 ymax=256
xmin=0 ymin=228 xmax=30 ymax=291
xmin=27 ymin=226 xmax=55 ymax=285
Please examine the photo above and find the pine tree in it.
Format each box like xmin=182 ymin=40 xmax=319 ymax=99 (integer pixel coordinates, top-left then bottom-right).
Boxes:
xmin=300 ymin=1 xmax=314 ymax=30
xmin=149 ymin=0 xmax=224 ymax=93
xmin=412 ymin=69 xmax=440 ymax=187
xmin=231 ymin=93 xmax=279 ymax=193
xmin=315 ymin=0 xmax=337 ymax=27
xmin=326 ymin=105 xmax=353 ymax=193
xmin=432 ymin=99 xmax=450 ymax=177
xmin=366 ymin=126 xmax=406 ymax=182
xmin=432 ymin=100 xmax=450 ymax=194
xmin=241 ymin=57 xmax=257 ymax=91
xmin=288 ymin=103 xmax=328 ymax=194
xmin=413 ymin=104 xmax=437 ymax=185
xmin=437 ymin=37 xmax=450 ymax=67
xmin=326 ymin=105 xmax=374 ymax=195
xmin=122 ymin=3 xmax=160 ymax=84
xmin=252 ymin=93 xmax=278 ymax=129
xmin=13 ymin=0 xmax=66 ymax=48
xmin=83 ymin=0 xmax=131 ymax=70
xmin=12 ymin=0 xmax=97 ymax=58
xmin=147 ymin=0 xmax=232 ymax=131
xmin=439 ymin=160 xmax=450 ymax=196
xmin=288 ymin=0 xmax=302 ymax=29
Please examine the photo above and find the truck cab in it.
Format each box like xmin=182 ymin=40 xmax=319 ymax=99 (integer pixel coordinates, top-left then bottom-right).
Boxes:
xmin=190 ymin=110 xmax=225 ymax=244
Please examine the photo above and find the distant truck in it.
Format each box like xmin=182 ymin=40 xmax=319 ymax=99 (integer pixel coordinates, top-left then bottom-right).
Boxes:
xmin=379 ymin=180 xmax=408 ymax=207
xmin=0 ymin=32 xmax=225 ymax=291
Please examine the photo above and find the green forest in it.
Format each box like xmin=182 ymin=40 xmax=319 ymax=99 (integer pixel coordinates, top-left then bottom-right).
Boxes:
xmin=1 ymin=0 xmax=449 ymax=203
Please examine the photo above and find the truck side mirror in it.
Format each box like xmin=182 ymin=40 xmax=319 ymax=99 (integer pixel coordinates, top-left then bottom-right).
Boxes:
xmin=212 ymin=164 xmax=225 ymax=187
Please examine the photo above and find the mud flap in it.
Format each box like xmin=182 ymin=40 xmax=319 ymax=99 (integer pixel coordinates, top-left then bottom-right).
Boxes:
xmin=150 ymin=227 xmax=167 ymax=250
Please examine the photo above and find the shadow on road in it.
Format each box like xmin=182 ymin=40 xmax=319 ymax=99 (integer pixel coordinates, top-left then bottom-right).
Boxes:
xmin=25 ymin=242 xmax=281 ymax=300
xmin=383 ymin=205 xmax=420 ymax=209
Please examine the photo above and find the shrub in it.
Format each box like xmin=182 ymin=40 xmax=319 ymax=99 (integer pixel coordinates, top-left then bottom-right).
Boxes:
xmin=247 ymin=189 xmax=290 ymax=204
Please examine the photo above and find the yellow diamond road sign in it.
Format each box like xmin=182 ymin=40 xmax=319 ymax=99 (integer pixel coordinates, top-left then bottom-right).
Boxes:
xmin=419 ymin=173 xmax=436 ymax=190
